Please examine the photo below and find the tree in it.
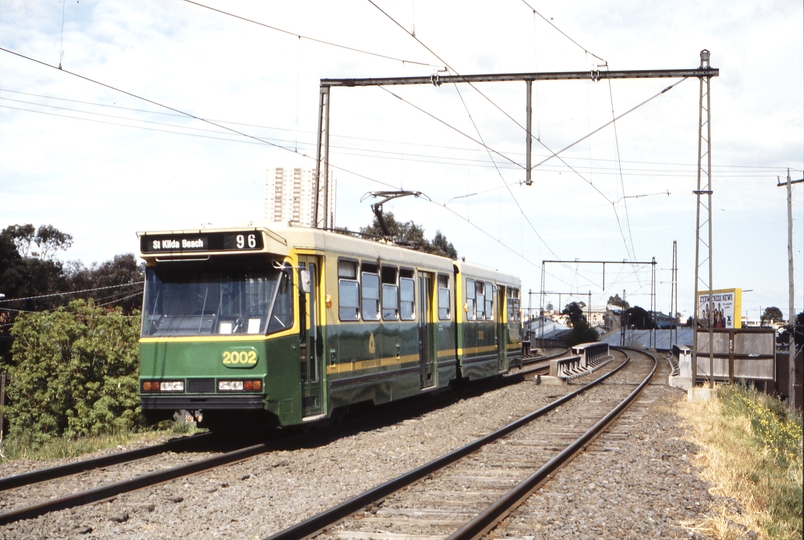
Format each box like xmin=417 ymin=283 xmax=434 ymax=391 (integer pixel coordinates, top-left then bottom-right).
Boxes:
xmin=1 ymin=224 xmax=36 ymax=258
xmin=562 ymin=302 xmax=586 ymax=327
xmin=760 ymin=306 xmax=784 ymax=326
xmin=34 ymin=224 xmax=73 ymax=260
xmin=64 ymin=254 xmax=144 ymax=315
xmin=0 ymin=224 xmax=73 ymax=260
xmin=359 ymin=211 xmax=458 ymax=259
xmin=625 ymin=305 xmax=654 ymax=329
xmin=565 ymin=318 xmax=600 ymax=347
xmin=0 ymin=224 xmax=144 ymax=366
xmin=428 ymin=231 xmax=458 ymax=259
xmin=607 ymin=293 xmax=629 ymax=309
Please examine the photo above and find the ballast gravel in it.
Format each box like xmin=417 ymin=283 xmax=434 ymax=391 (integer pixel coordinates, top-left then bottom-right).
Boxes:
xmin=0 ymin=359 xmax=737 ymax=539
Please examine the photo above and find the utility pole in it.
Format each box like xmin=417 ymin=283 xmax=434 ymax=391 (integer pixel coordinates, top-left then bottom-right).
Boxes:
xmin=777 ymin=170 xmax=803 ymax=408
xmin=651 ymin=256 xmax=656 ymax=350
xmin=620 ymin=289 xmax=627 ymax=348
xmin=671 ymin=240 xmax=678 ymax=347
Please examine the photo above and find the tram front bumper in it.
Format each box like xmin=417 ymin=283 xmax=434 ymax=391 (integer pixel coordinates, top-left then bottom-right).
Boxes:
xmin=141 ymin=394 xmax=266 ymax=411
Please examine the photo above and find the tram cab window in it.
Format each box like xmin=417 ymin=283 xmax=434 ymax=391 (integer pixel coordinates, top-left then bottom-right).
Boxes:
xmin=267 ymin=271 xmax=293 ymax=332
xmin=382 ymin=266 xmax=399 ymax=320
xmin=437 ymin=274 xmax=450 ymax=320
xmin=338 ymin=259 xmax=359 ymax=321
xmin=466 ymin=279 xmax=476 ymax=320
xmin=361 ymin=263 xmax=380 ymax=321
xmin=400 ymin=269 xmax=415 ymax=321
xmin=141 ymin=260 xmax=290 ymax=337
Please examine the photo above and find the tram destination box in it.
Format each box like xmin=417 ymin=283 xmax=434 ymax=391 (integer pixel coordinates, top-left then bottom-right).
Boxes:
xmin=141 ymin=231 xmax=265 ymax=254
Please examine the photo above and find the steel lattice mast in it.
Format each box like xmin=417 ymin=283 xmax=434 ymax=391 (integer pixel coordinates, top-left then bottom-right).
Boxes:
xmin=692 ymin=50 xmax=715 ymax=388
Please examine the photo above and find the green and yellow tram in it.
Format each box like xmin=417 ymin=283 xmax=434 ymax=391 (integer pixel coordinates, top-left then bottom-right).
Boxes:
xmin=138 ymin=225 xmax=522 ymax=429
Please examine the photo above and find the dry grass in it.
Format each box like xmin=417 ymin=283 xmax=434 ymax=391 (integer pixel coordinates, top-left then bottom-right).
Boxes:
xmin=677 ymin=386 xmax=803 ymax=540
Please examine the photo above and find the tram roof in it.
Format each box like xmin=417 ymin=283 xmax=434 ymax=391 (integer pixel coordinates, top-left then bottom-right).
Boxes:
xmin=138 ymin=224 xmax=520 ymax=287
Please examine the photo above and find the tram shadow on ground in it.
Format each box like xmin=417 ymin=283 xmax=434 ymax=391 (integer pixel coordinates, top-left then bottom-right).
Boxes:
xmin=195 ymin=371 xmax=531 ymax=452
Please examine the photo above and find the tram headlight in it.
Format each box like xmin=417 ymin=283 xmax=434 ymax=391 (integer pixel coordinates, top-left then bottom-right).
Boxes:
xmin=218 ymin=379 xmax=262 ymax=392
xmin=219 ymin=380 xmax=244 ymax=391
xmin=141 ymin=380 xmax=184 ymax=392
xmin=160 ymin=381 xmax=184 ymax=392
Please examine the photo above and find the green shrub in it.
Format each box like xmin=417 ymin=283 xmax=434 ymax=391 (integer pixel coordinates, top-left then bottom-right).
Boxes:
xmin=718 ymin=384 xmax=803 ymax=538
xmin=0 ymin=300 xmax=143 ymax=448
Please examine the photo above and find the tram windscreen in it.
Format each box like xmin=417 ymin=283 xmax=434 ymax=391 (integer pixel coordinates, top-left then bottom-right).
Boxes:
xmin=141 ymin=262 xmax=292 ymax=337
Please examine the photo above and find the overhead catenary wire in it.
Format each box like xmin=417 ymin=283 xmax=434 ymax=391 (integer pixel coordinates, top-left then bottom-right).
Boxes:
xmin=0 ymin=89 xmax=790 ymax=178
xmin=0 ymin=45 xmax=580 ymax=278
xmin=606 ymin=76 xmax=639 ymax=265
xmin=449 ymin=82 xmax=563 ymax=262
xmin=183 ymin=0 xmax=443 ymax=69
xmin=363 ymin=0 xmax=688 ymax=293
xmin=0 ymin=49 xmax=784 ymax=301
xmin=0 ymin=45 xmax=400 ymax=193
xmin=0 ymin=281 xmax=144 ymax=305
xmin=519 ymin=0 xmax=608 ymax=66
xmin=369 ymin=76 xmax=695 ymax=270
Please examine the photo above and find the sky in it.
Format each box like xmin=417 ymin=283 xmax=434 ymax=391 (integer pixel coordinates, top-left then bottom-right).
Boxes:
xmin=0 ymin=0 xmax=802 ymax=322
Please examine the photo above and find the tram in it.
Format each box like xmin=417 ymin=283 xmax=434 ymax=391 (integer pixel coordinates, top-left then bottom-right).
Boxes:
xmin=138 ymin=225 xmax=522 ymax=429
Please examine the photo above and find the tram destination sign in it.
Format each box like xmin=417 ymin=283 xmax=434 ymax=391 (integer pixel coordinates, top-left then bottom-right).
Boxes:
xmin=141 ymin=231 xmax=264 ymax=254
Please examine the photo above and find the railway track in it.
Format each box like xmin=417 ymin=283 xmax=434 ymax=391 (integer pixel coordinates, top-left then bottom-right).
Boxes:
xmin=0 ymin=432 xmax=213 ymax=492
xmin=266 ymin=348 xmax=656 ymax=539
xmin=0 ymin=436 xmax=281 ymax=526
xmin=0 ymin=360 xmax=550 ymax=528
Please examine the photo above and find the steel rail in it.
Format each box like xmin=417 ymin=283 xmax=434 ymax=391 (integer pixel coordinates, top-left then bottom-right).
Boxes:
xmin=449 ymin=348 xmax=657 ymax=539
xmin=0 ymin=440 xmax=273 ymax=525
xmin=264 ymin=352 xmax=632 ymax=540
xmin=0 ymin=432 xmax=213 ymax=491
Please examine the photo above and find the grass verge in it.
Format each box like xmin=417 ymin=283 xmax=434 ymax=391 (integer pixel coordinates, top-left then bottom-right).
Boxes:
xmin=0 ymin=420 xmax=204 ymax=462
xmin=678 ymin=384 xmax=803 ymax=540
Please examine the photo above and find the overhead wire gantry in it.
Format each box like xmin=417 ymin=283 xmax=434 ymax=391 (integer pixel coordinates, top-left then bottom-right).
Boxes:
xmin=313 ymin=55 xmax=719 ymax=229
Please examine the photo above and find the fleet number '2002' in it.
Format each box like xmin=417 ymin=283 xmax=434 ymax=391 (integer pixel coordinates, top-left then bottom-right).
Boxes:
xmin=222 ymin=349 xmax=258 ymax=367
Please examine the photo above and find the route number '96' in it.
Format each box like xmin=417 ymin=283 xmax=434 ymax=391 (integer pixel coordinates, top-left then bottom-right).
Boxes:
xmin=222 ymin=349 xmax=258 ymax=367
xmin=236 ymin=234 xmax=257 ymax=249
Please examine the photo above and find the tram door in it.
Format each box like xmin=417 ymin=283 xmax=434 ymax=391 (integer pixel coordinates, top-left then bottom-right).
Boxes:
xmin=497 ymin=285 xmax=506 ymax=372
xmin=418 ymin=272 xmax=436 ymax=389
xmin=298 ymin=257 xmax=323 ymax=419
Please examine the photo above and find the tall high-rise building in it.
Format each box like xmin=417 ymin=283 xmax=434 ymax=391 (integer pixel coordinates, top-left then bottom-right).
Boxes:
xmin=263 ymin=167 xmax=336 ymax=228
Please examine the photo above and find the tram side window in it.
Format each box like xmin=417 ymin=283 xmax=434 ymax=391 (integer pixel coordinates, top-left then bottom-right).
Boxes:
xmin=400 ymin=269 xmax=415 ymax=320
xmin=437 ymin=274 xmax=450 ymax=320
xmin=382 ymin=266 xmax=399 ymax=320
xmin=338 ymin=259 xmax=359 ymax=321
xmin=507 ymin=288 xmax=521 ymax=322
xmin=476 ymin=281 xmax=486 ymax=320
xmin=486 ymin=284 xmax=495 ymax=320
xmin=466 ymin=279 xmax=476 ymax=320
xmin=361 ymin=263 xmax=380 ymax=321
